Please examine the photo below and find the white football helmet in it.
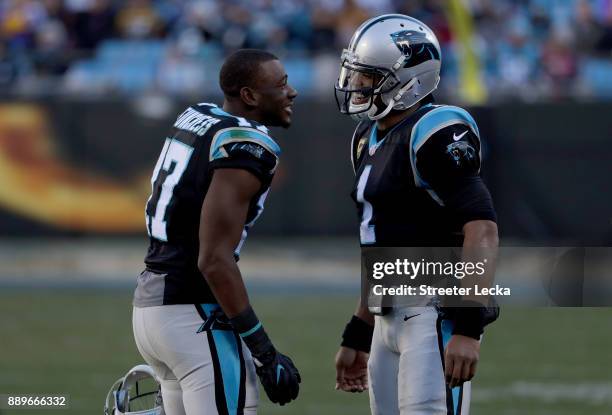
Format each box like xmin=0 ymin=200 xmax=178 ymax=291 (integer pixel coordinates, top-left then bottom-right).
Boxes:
xmin=104 ymin=364 xmax=164 ymax=415
xmin=334 ymin=14 xmax=441 ymax=121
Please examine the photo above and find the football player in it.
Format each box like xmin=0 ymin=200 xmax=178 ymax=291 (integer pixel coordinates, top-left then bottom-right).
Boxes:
xmin=333 ymin=15 xmax=499 ymax=414
xmin=132 ymin=49 xmax=300 ymax=415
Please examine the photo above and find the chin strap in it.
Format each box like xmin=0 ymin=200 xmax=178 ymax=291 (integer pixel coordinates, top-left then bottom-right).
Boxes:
xmin=368 ymin=77 xmax=418 ymax=121
xmin=367 ymin=100 xmax=393 ymax=121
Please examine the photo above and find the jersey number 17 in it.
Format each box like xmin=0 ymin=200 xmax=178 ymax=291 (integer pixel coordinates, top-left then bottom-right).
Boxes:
xmin=146 ymin=138 xmax=194 ymax=241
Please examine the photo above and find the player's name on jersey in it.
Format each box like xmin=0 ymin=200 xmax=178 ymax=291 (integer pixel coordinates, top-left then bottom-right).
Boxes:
xmin=173 ymin=107 xmax=221 ymax=136
xmin=371 ymin=284 xmax=511 ymax=297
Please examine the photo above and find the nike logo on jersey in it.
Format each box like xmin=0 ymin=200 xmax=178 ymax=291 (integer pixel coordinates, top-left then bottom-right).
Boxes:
xmin=403 ymin=313 xmax=421 ymax=321
xmin=453 ymin=130 xmax=468 ymax=141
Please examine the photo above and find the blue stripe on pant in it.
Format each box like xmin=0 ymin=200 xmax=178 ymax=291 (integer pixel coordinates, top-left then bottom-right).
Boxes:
xmin=439 ymin=318 xmax=464 ymax=415
xmin=202 ymin=304 xmax=246 ymax=415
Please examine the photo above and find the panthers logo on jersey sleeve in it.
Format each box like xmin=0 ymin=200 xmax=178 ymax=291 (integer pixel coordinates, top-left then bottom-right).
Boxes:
xmin=446 ymin=140 xmax=477 ymax=169
xmin=410 ymin=105 xmax=482 ymax=205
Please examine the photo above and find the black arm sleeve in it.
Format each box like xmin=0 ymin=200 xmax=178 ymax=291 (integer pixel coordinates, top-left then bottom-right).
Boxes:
xmin=415 ymin=124 xmax=496 ymax=225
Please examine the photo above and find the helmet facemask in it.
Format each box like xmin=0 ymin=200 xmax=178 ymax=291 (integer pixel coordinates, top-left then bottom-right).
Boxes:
xmin=334 ymin=49 xmax=400 ymax=121
xmin=105 ymin=365 xmax=164 ymax=415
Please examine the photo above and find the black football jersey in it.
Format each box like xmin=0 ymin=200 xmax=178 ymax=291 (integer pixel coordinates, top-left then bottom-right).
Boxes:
xmin=350 ymin=103 xmax=496 ymax=247
xmin=138 ymin=103 xmax=280 ymax=305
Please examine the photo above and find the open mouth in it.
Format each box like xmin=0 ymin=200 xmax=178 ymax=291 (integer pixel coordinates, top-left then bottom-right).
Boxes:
xmin=352 ymin=94 xmax=369 ymax=105
xmin=283 ymin=105 xmax=293 ymax=115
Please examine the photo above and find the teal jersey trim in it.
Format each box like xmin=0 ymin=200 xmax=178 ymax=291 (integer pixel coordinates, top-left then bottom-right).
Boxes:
xmin=210 ymin=107 xmax=232 ymax=117
xmin=368 ymin=126 xmax=378 ymax=151
xmin=209 ymin=106 xmax=270 ymax=135
xmin=210 ymin=127 xmax=281 ymax=161
xmin=411 ymin=105 xmax=479 ymax=155
xmin=367 ymin=103 xmax=435 ymax=156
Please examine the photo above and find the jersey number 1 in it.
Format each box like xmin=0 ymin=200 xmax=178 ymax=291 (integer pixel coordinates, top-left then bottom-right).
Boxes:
xmin=147 ymin=138 xmax=194 ymax=241
xmin=356 ymin=165 xmax=376 ymax=244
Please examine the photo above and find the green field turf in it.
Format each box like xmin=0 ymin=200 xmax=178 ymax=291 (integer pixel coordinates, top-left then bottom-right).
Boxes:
xmin=1 ymin=291 xmax=611 ymax=414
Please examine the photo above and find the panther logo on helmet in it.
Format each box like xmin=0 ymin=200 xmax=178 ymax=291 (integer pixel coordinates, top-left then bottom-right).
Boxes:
xmin=390 ymin=30 xmax=440 ymax=67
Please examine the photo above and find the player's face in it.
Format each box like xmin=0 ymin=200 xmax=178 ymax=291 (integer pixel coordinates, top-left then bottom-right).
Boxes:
xmin=349 ymin=71 xmax=377 ymax=105
xmin=252 ymin=60 xmax=298 ymax=128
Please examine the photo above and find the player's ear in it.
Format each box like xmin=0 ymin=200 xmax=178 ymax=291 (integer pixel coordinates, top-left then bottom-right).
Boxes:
xmin=240 ymin=86 xmax=259 ymax=107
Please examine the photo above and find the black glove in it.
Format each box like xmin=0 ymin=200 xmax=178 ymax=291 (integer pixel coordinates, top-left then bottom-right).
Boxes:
xmin=252 ymin=348 xmax=301 ymax=405
xmin=230 ymin=306 xmax=301 ymax=405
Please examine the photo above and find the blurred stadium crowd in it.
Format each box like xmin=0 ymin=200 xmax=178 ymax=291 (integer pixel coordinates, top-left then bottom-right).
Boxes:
xmin=1 ymin=0 xmax=612 ymax=100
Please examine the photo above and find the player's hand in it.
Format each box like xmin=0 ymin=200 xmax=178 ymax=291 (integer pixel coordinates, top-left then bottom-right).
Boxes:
xmin=253 ymin=350 xmax=301 ymax=405
xmin=335 ymin=346 xmax=369 ymax=393
xmin=444 ymin=334 xmax=480 ymax=388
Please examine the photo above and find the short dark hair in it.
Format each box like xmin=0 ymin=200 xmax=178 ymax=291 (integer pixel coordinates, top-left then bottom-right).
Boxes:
xmin=219 ymin=49 xmax=279 ymax=97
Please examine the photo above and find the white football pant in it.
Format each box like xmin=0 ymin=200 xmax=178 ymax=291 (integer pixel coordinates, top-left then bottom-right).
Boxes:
xmin=368 ymin=306 xmax=471 ymax=415
xmin=132 ymin=304 xmax=258 ymax=415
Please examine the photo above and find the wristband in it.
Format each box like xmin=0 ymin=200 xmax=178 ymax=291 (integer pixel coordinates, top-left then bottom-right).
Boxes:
xmin=341 ymin=316 xmax=374 ymax=353
xmin=451 ymin=300 xmax=486 ymax=340
xmin=229 ymin=306 xmax=274 ymax=359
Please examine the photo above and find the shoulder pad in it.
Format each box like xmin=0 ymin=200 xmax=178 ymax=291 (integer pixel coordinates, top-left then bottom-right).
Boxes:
xmin=210 ymin=127 xmax=280 ymax=161
xmin=409 ymin=106 xmax=480 ymax=195
xmin=411 ymin=105 xmax=479 ymax=154
xmin=206 ymin=106 xmax=270 ymax=134
xmin=196 ymin=102 xmax=218 ymax=108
